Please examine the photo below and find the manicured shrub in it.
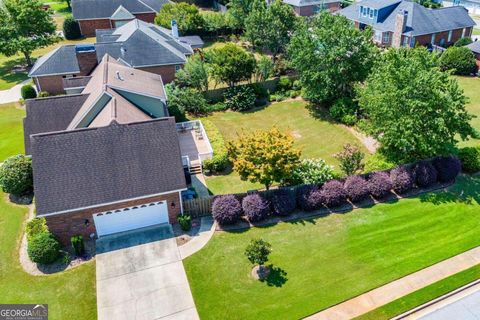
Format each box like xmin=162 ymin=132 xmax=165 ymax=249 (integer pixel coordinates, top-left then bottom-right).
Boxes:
xmin=458 ymin=146 xmax=480 ymax=173
xmin=25 ymin=217 xmax=48 ymax=241
xmin=0 ymin=155 xmax=33 ymax=195
xmin=297 ymin=185 xmax=322 ymax=211
xmin=63 ymin=15 xmax=81 ymax=40
xmin=368 ymin=171 xmax=393 ymax=199
xmin=454 ymin=37 xmax=473 ymax=47
xmin=224 ymin=85 xmax=256 ymax=111
xmin=178 ymin=214 xmax=192 ymax=231
xmin=271 ymin=188 xmax=296 ymax=216
xmin=21 ymin=85 xmax=37 ymax=100
xmin=413 ymin=160 xmax=438 ymax=188
xmin=321 ymin=180 xmax=347 ymax=207
xmin=202 ymin=120 xmax=229 ymax=173
xmin=433 ymin=155 xmax=461 ymax=182
xmin=344 ymin=175 xmax=369 ymax=203
xmin=242 ymin=194 xmax=271 ymax=222
xmin=212 ymin=195 xmax=242 ymax=225
xmin=166 ymin=84 xmax=208 ymax=116
xmin=276 ymin=76 xmax=293 ymax=92
xmin=390 ymin=165 xmax=415 ymax=194
xmin=283 ymin=158 xmax=335 ymax=186
xmin=439 ymin=46 xmax=476 ymax=75
xmin=71 ymin=235 xmax=85 ymax=256
xmin=27 ymin=232 xmax=61 ymax=264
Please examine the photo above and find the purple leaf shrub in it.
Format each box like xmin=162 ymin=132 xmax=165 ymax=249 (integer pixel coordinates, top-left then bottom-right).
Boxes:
xmin=321 ymin=180 xmax=347 ymax=207
xmin=390 ymin=166 xmax=415 ymax=194
xmin=271 ymin=189 xmax=296 ymax=216
xmin=432 ymin=156 xmax=461 ymax=182
xmin=344 ymin=175 xmax=370 ymax=203
xmin=368 ymin=171 xmax=393 ymax=199
xmin=413 ymin=160 xmax=438 ymax=187
xmin=212 ymin=195 xmax=242 ymax=225
xmin=242 ymin=194 xmax=271 ymax=222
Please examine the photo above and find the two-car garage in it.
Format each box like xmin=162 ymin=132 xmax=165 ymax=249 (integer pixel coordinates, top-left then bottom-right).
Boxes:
xmin=92 ymin=201 xmax=170 ymax=237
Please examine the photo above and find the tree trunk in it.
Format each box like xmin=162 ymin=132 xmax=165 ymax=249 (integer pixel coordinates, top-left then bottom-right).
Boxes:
xmin=23 ymin=52 xmax=33 ymax=67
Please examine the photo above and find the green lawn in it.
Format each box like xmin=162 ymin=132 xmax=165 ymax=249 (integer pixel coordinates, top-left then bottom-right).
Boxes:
xmin=204 ymin=100 xmax=368 ymax=194
xmin=184 ymin=175 xmax=480 ymax=320
xmin=457 ymin=76 xmax=480 ymax=147
xmin=0 ymin=193 xmax=97 ymax=319
xmin=357 ymin=263 xmax=480 ymax=320
xmin=0 ymin=103 xmax=26 ymax=161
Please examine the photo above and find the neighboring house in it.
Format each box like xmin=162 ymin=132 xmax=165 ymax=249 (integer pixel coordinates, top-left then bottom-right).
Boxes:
xmin=283 ymin=0 xmax=342 ymax=15
xmin=72 ymin=0 xmax=170 ymax=36
xmin=29 ymin=19 xmax=200 ymax=94
xmin=338 ymin=0 xmax=475 ymax=48
xmin=443 ymin=0 xmax=480 ymax=14
xmin=466 ymin=40 xmax=480 ymax=68
xmin=24 ymin=55 xmax=186 ymax=245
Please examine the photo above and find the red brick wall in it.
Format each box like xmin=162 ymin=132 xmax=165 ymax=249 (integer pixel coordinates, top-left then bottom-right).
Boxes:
xmin=34 ymin=76 xmax=67 ymax=94
xmin=292 ymin=2 xmax=341 ymax=16
xmin=78 ymin=19 xmax=112 ymax=37
xmin=138 ymin=65 xmax=178 ymax=83
xmin=44 ymin=191 xmax=183 ymax=245
xmin=134 ymin=12 xmax=156 ymax=23
xmin=413 ymin=28 xmax=472 ymax=47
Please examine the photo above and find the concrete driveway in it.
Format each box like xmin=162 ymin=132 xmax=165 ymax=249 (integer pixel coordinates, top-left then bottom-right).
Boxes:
xmin=96 ymin=225 xmax=199 ymax=320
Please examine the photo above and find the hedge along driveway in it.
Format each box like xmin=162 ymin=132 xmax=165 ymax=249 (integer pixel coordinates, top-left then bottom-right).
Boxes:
xmin=184 ymin=175 xmax=480 ymax=320
xmin=204 ymin=100 xmax=369 ymax=194
xmin=0 ymin=193 xmax=97 ymax=319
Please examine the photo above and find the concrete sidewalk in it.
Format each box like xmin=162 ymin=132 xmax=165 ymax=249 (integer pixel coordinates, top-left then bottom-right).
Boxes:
xmin=0 ymin=79 xmax=30 ymax=104
xmin=306 ymin=246 xmax=480 ymax=320
xmin=179 ymin=216 xmax=215 ymax=259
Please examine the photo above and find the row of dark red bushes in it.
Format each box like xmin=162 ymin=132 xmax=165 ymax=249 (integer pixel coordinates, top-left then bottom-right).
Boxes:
xmin=211 ymin=156 xmax=462 ymax=226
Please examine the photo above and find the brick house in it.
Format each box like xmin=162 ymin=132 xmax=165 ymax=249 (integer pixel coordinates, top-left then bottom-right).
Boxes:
xmin=72 ymin=0 xmax=170 ymax=36
xmin=24 ymin=55 xmax=187 ymax=245
xmin=29 ymin=19 xmax=201 ymax=94
xmin=283 ymin=0 xmax=342 ymax=15
xmin=338 ymin=0 xmax=475 ymax=48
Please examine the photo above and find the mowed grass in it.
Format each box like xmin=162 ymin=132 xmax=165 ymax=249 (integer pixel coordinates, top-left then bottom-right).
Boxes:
xmin=204 ymin=100 xmax=368 ymax=194
xmin=184 ymin=175 xmax=480 ymax=320
xmin=0 ymin=193 xmax=97 ymax=319
xmin=0 ymin=103 xmax=26 ymax=161
xmin=457 ymin=76 xmax=480 ymax=147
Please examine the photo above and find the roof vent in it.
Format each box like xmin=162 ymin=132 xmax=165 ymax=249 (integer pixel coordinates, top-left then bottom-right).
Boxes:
xmin=116 ymin=71 xmax=124 ymax=81
xmin=75 ymin=44 xmax=96 ymax=53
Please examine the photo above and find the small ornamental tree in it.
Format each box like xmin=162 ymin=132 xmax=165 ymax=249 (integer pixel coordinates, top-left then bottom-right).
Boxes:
xmin=321 ymin=180 xmax=347 ymax=207
xmin=255 ymin=55 xmax=274 ymax=82
xmin=242 ymin=193 xmax=271 ymax=222
xmin=439 ymin=46 xmax=476 ymax=75
xmin=283 ymin=158 xmax=335 ymax=186
xmin=433 ymin=155 xmax=461 ymax=182
xmin=368 ymin=171 xmax=393 ymax=199
xmin=271 ymin=188 xmax=296 ymax=216
xmin=334 ymin=144 xmax=365 ymax=176
xmin=206 ymin=43 xmax=256 ymax=87
xmin=344 ymin=175 xmax=370 ymax=203
xmin=63 ymin=15 xmax=81 ymax=40
xmin=0 ymin=155 xmax=33 ymax=195
xmin=413 ymin=160 xmax=438 ymax=187
xmin=245 ymin=238 xmax=271 ymax=266
xmin=458 ymin=147 xmax=480 ymax=173
xmin=390 ymin=166 xmax=415 ymax=194
xmin=212 ymin=195 xmax=243 ymax=225
xmin=227 ymin=127 xmax=301 ymax=190
xmin=175 ymin=54 xmax=209 ymax=92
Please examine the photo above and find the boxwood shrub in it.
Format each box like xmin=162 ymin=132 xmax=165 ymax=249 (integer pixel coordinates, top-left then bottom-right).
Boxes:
xmin=297 ymin=185 xmax=322 ymax=211
xmin=27 ymin=232 xmax=61 ymax=264
xmin=321 ymin=180 xmax=347 ymax=208
xmin=458 ymin=147 xmax=480 ymax=173
xmin=368 ymin=171 xmax=393 ymax=199
xmin=212 ymin=195 xmax=242 ymax=225
xmin=413 ymin=160 xmax=438 ymax=187
xmin=433 ymin=155 xmax=461 ymax=182
xmin=390 ymin=165 xmax=415 ymax=194
xmin=271 ymin=188 xmax=296 ymax=216
xmin=242 ymin=194 xmax=271 ymax=222
xmin=344 ymin=175 xmax=370 ymax=203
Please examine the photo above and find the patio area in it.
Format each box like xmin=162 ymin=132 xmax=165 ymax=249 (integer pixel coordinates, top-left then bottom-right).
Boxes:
xmin=176 ymin=120 xmax=213 ymax=167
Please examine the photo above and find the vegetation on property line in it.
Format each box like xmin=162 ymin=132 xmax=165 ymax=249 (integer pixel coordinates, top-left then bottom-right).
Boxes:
xmin=184 ymin=175 xmax=480 ymax=319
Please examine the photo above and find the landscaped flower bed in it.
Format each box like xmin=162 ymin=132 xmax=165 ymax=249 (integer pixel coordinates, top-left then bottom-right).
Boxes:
xmin=211 ymin=156 xmax=462 ymax=230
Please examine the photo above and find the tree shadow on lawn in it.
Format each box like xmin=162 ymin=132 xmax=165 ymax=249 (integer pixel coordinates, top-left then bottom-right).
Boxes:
xmin=305 ymin=103 xmax=339 ymax=124
xmin=262 ymin=264 xmax=288 ymax=288
xmin=419 ymin=176 xmax=480 ymax=206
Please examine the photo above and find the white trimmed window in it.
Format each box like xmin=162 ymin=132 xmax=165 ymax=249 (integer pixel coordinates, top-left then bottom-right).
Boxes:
xmin=448 ymin=30 xmax=453 ymax=42
xmin=374 ymin=30 xmax=382 ymax=42
xmin=382 ymin=32 xmax=390 ymax=44
xmin=431 ymin=33 xmax=436 ymax=44
xmin=403 ymin=36 xmax=409 ymax=47
xmin=462 ymin=28 xmax=466 ymax=38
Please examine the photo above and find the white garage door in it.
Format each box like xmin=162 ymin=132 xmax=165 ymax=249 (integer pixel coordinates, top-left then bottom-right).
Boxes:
xmin=93 ymin=201 xmax=169 ymax=237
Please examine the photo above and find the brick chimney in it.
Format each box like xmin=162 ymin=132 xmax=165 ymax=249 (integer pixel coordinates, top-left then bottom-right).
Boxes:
xmin=392 ymin=10 xmax=408 ymax=48
xmin=75 ymin=45 xmax=98 ymax=76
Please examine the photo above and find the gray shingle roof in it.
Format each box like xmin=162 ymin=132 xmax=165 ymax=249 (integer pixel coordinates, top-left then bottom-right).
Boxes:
xmin=32 ymin=118 xmax=186 ymax=215
xmin=23 ymin=94 xmax=89 ymax=155
xmin=72 ymin=0 xmax=169 ymax=20
xmin=338 ymin=0 xmax=475 ymax=36
xmin=29 ymin=46 xmax=80 ymax=77
xmin=466 ymin=40 xmax=480 ymax=54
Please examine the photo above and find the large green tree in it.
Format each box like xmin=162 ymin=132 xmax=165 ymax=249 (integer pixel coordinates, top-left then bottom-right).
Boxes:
xmin=206 ymin=43 xmax=256 ymax=87
xmin=357 ymin=47 xmax=475 ymax=162
xmin=288 ymin=12 xmax=377 ymax=104
xmin=0 ymin=0 xmax=58 ymax=66
xmin=228 ymin=0 xmax=255 ymax=30
xmin=175 ymin=54 xmax=209 ymax=92
xmin=155 ymin=3 xmax=204 ymax=35
xmin=244 ymin=0 xmax=268 ymax=49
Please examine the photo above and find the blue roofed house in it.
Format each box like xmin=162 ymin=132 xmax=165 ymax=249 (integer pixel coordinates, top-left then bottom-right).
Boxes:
xmin=338 ymin=0 xmax=475 ymax=48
